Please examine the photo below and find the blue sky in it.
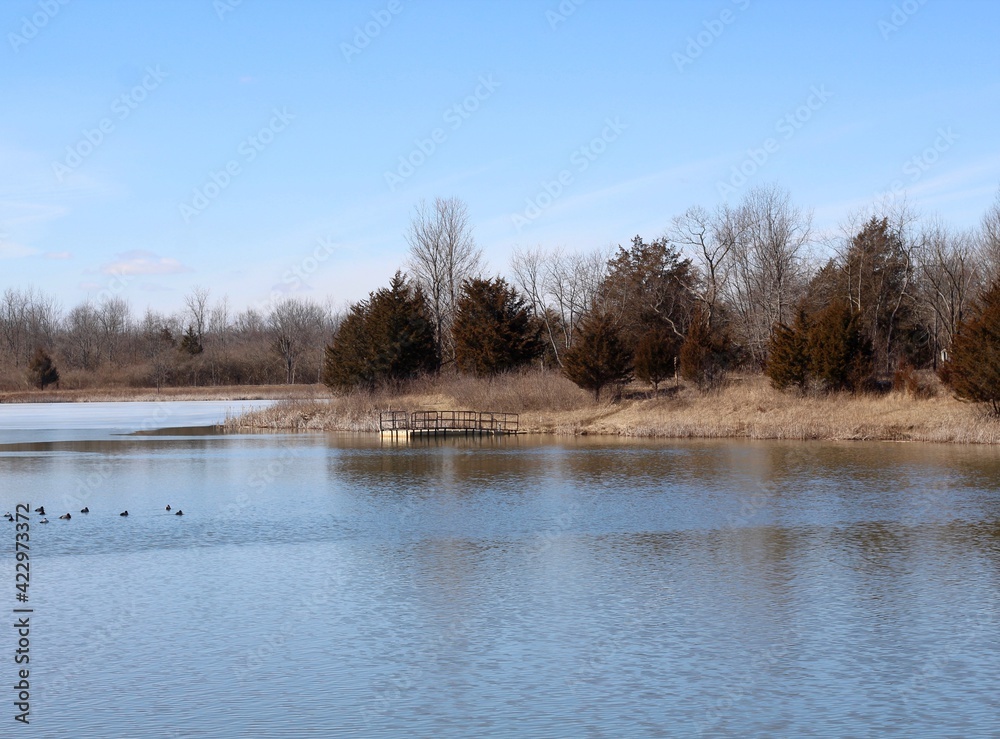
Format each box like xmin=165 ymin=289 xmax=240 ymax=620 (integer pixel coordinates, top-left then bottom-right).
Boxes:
xmin=2 ymin=0 xmax=999 ymax=313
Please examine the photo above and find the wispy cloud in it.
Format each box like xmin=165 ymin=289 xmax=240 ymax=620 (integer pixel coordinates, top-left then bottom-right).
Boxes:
xmin=99 ymin=250 xmax=193 ymax=276
xmin=0 ymin=241 xmax=39 ymax=259
xmin=44 ymin=250 xmax=73 ymax=260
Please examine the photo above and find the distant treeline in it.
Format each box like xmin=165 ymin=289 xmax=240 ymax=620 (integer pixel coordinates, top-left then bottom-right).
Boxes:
xmin=6 ymin=187 xmax=1000 ymax=410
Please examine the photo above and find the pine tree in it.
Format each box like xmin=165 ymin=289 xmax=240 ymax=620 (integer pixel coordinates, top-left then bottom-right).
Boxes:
xmin=807 ymin=301 xmax=873 ymax=392
xmin=601 ymin=235 xmax=696 ymax=350
xmin=179 ymin=325 xmax=203 ymax=355
xmin=368 ymin=272 xmax=439 ymax=383
xmin=945 ymin=281 xmax=1000 ymax=415
xmin=323 ymin=301 xmax=375 ymax=391
xmin=562 ymin=311 xmax=632 ymax=401
xmin=452 ymin=277 xmax=542 ymax=376
xmin=766 ymin=309 xmax=810 ymax=391
xmin=323 ymin=272 xmax=438 ymax=391
xmin=633 ymin=330 xmax=678 ymax=396
xmin=679 ymin=306 xmax=733 ymax=390
xmin=28 ymin=348 xmax=59 ymax=390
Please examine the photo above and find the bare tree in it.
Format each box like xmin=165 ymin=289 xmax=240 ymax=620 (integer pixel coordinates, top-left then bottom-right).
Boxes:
xmin=64 ymin=301 xmax=102 ymax=370
xmin=510 ymin=244 xmax=609 ymax=366
xmin=510 ymin=245 xmax=555 ymax=362
xmin=138 ymin=307 xmax=177 ymax=391
xmin=916 ymin=222 xmax=982 ymax=366
xmin=184 ymin=286 xmax=211 ymax=344
xmin=96 ymin=296 xmax=132 ymax=364
xmin=268 ymin=298 xmax=330 ymax=384
xmin=670 ymin=204 xmax=740 ymax=327
xmin=209 ymin=295 xmax=231 ymax=347
xmin=980 ymin=188 xmax=1000 ymax=283
xmin=405 ymin=197 xmax=483 ymax=365
xmin=0 ymin=287 xmax=60 ymax=366
xmin=724 ymin=184 xmax=812 ymax=364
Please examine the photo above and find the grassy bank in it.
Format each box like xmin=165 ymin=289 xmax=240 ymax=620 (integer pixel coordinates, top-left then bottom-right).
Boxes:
xmin=0 ymin=384 xmax=324 ymax=404
xmin=223 ymin=370 xmax=1000 ymax=444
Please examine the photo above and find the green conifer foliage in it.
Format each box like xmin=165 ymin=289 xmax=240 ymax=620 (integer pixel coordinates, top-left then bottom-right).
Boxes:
xmin=765 ymin=310 xmax=810 ymax=391
xmin=323 ymin=272 xmax=438 ymax=391
xmin=944 ymin=281 xmax=1000 ymax=415
xmin=807 ymin=301 xmax=873 ymax=392
xmin=562 ymin=311 xmax=632 ymax=401
xmin=452 ymin=277 xmax=542 ymax=376
xmin=28 ymin=347 xmax=60 ymax=390
xmin=633 ymin=330 xmax=678 ymax=395
xmin=679 ymin=306 xmax=733 ymax=390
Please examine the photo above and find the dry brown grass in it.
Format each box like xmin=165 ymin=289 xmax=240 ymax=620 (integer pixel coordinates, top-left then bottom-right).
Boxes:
xmin=224 ymin=369 xmax=1000 ymax=444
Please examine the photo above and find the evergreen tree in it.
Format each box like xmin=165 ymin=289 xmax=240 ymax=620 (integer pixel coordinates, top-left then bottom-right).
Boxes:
xmin=842 ymin=216 xmax=916 ymax=372
xmin=28 ymin=348 xmax=60 ymax=390
xmin=323 ymin=272 xmax=438 ymax=391
xmin=679 ymin=305 xmax=733 ymax=390
xmin=807 ymin=301 xmax=873 ymax=392
xmin=945 ymin=281 xmax=1000 ymax=415
xmin=369 ymin=272 xmax=439 ymax=382
xmin=633 ymin=330 xmax=678 ymax=396
xmin=452 ymin=277 xmax=542 ymax=376
xmin=179 ymin=325 xmax=203 ymax=355
xmin=766 ymin=309 xmax=810 ymax=391
xmin=601 ymin=235 xmax=696 ymax=350
xmin=562 ymin=311 xmax=632 ymax=401
xmin=323 ymin=301 xmax=375 ymax=391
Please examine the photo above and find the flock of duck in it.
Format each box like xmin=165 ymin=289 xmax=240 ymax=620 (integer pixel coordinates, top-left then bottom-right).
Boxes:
xmin=5 ymin=505 xmax=183 ymax=523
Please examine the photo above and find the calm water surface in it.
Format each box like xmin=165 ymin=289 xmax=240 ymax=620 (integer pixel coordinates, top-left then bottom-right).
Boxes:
xmin=1 ymin=402 xmax=999 ymax=737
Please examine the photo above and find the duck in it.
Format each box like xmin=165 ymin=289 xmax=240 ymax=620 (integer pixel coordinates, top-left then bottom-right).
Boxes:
xmin=39 ymin=518 xmax=49 ymax=524
xmin=80 ymin=507 xmax=89 ymax=513
xmin=165 ymin=505 xmax=171 ymax=511
xmin=119 ymin=510 xmax=129 ymax=517
xmin=34 ymin=506 xmax=45 ymax=515
xmin=59 ymin=513 xmax=71 ymax=520
xmin=175 ymin=510 xmax=184 ymax=516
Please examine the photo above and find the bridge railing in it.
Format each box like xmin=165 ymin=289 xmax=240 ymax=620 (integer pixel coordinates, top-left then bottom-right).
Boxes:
xmin=378 ymin=410 xmax=519 ymax=434
xmin=378 ymin=411 xmax=410 ymax=431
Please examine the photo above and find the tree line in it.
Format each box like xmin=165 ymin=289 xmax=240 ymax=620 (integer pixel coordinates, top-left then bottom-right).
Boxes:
xmin=6 ymin=187 xmax=1000 ymax=412
xmin=0 ymin=286 xmax=335 ymax=390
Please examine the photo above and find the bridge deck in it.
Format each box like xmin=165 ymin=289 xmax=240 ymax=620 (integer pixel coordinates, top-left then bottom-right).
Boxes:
xmin=379 ymin=410 xmax=519 ymax=437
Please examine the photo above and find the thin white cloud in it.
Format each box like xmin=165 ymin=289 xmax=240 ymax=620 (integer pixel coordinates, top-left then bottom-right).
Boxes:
xmin=100 ymin=250 xmax=193 ymax=276
xmin=44 ymin=250 xmax=73 ymax=260
xmin=0 ymin=241 xmax=39 ymax=259
xmin=0 ymin=200 xmax=69 ymax=229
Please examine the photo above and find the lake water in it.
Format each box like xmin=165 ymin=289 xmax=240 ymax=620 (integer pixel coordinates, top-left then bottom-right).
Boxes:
xmin=1 ymin=402 xmax=999 ymax=737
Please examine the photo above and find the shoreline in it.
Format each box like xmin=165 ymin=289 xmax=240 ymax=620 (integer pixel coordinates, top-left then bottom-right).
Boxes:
xmin=4 ymin=374 xmax=998 ymax=445
xmin=219 ymin=373 xmax=1000 ymax=446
